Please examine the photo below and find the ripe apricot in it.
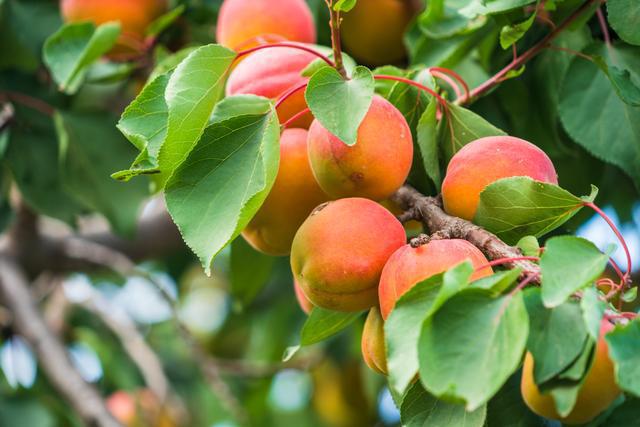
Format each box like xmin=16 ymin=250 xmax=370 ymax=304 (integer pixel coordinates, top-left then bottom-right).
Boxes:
xmin=521 ymin=320 xmax=621 ymax=425
xmin=307 ymin=95 xmax=413 ymax=201
xmin=226 ymin=45 xmax=316 ymax=128
xmin=341 ymin=0 xmax=418 ymax=66
xmin=361 ymin=306 xmax=387 ymax=374
xmin=441 ymin=136 xmax=558 ymax=221
xmin=291 ymin=198 xmax=406 ymax=312
xmin=378 ymin=239 xmax=493 ymax=319
xmin=216 ymin=0 xmax=316 ymax=50
xmin=242 ymin=129 xmax=328 ymax=255
xmin=294 ymin=278 xmax=314 ymax=314
xmin=60 ymin=0 xmax=167 ymax=58
xmin=107 ymin=389 xmax=176 ymax=427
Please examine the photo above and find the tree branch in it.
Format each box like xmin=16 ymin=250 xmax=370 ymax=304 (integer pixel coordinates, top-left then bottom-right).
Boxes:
xmin=0 ymin=256 xmax=123 ymax=427
xmin=391 ymin=185 xmax=541 ymax=279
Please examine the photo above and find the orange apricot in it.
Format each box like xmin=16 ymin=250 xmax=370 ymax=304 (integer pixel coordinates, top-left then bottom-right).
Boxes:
xmin=216 ymin=0 xmax=316 ymax=50
xmin=378 ymin=239 xmax=493 ymax=319
xmin=361 ymin=306 xmax=387 ymax=374
xmin=441 ymin=136 xmax=558 ymax=221
xmin=226 ymin=45 xmax=316 ymax=128
xmin=242 ymin=129 xmax=328 ymax=255
xmin=291 ymin=198 xmax=406 ymax=312
xmin=521 ymin=320 xmax=621 ymax=425
xmin=307 ymin=95 xmax=413 ymax=201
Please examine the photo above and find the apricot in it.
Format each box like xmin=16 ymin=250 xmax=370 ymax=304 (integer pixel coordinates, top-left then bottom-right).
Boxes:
xmin=441 ymin=136 xmax=558 ymax=221
xmin=294 ymin=278 xmax=314 ymax=314
xmin=242 ymin=129 xmax=328 ymax=255
xmin=341 ymin=0 xmax=419 ymax=66
xmin=307 ymin=95 xmax=413 ymax=201
xmin=226 ymin=45 xmax=316 ymax=128
xmin=521 ymin=320 xmax=621 ymax=425
xmin=107 ymin=389 xmax=176 ymax=427
xmin=291 ymin=198 xmax=406 ymax=312
xmin=216 ymin=0 xmax=316 ymax=50
xmin=378 ymin=239 xmax=493 ymax=319
xmin=60 ymin=0 xmax=167 ymax=58
xmin=361 ymin=306 xmax=387 ymax=374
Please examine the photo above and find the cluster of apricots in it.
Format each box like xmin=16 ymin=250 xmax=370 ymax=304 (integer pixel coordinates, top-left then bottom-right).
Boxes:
xmin=60 ymin=0 xmax=622 ymax=423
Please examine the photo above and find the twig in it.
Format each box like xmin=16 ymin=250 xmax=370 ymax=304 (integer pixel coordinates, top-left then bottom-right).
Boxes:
xmin=596 ymin=7 xmax=611 ymax=46
xmin=391 ymin=185 xmax=541 ymax=279
xmin=0 ymin=91 xmax=55 ymax=116
xmin=0 ymin=256 xmax=122 ymax=427
xmin=327 ymin=0 xmax=347 ymax=77
xmin=0 ymin=102 xmax=14 ymax=132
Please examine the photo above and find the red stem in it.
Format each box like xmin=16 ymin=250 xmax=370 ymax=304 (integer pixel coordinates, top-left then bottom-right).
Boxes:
xmin=475 ymin=256 xmax=541 ymax=272
xmin=430 ymin=71 xmax=462 ymax=100
xmin=596 ymin=7 xmax=612 ymax=46
xmin=373 ymin=75 xmax=448 ymax=109
xmin=430 ymin=67 xmax=470 ymax=103
xmin=280 ymin=108 xmax=311 ymax=129
xmin=235 ymin=43 xmax=335 ymax=67
xmin=274 ymin=82 xmax=308 ymax=109
xmin=0 ymin=91 xmax=55 ymax=116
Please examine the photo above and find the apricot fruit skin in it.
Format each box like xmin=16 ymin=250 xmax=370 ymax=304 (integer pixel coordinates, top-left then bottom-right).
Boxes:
xmin=361 ymin=306 xmax=388 ymax=374
xmin=294 ymin=278 xmax=314 ymax=314
xmin=378 ymin=239 xmax=493 ymax=319
xmin=226 ymin=45 xmax=316 ymax=128
xmin=291 ymin=198 xmax=406 ymax=312
xmin=441 ymin=136 xmax=558 ymax=221
xmin=307 ymin=95 xmax=413 ymax=201
xmin=341 ymin=0 xmax=417 ymax=66
xmin=216 ymin=0 xmax=316 ymax=50
xmin=521 ymin=320 xmax=621 ymax=425
xmin=61 ymin=0 xmax=167 ymax=57
xmin=242 ymin=129 xmax=328 ymax=255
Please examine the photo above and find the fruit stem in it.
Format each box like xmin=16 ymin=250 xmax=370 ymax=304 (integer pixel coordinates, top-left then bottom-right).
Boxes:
xmin=235 ymin=42 xmax=335 ymax=67
xmin=457 ymin=0 xmax=599 ymax=104
xmin=326 ymin=0 xmax=348 ymax=78
xmin=280 ymin=107 xmax=311 ymax=129
xmin=274 ymin=81 xmax=309 ymax=109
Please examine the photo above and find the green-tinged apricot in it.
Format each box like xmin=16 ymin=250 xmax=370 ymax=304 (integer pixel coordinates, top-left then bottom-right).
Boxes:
xmin=521 ymin=320 xmax=621 ymax=425
xmin=291 ymin=198 xmax=406 ymax=312
xmin=441 ymin=136 xmax=558 ymax=221
xmin=361 ymin=306 xmax=387 ymax=374
xmin=307 ymin=95 xmax=413 ymax=201
xmin=378 ymin=239 xmax=493 ymax=319
xmin=341 ymin=0 xmax=419 ymax=66
xmin=61 ymin=0 xmax=167 ymax=58
xmin=242 ymin=129 xmax=328 ymax=255
xmin=216 ymin=0 xmax=316 ymax=50
xmin=294 ymin=278 xmax=314 ymax=314
xmin=226 ymin=45 xmax=316 ymax=128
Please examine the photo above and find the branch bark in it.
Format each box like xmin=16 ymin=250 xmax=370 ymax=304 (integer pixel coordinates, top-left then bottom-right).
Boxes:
xmin=391 ymin=185 xmax=541 ymax=279
xmin=0 ymin=256 xmax=123 ymax=427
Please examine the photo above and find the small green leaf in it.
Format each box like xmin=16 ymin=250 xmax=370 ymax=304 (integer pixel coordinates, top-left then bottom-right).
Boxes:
xmin=540 ymin=236 xmax=609 ymax=307
xmin=305 ymin=65 xmax=374 ymax=146
xmin=229 ymin=238 xmax=275 ymax=309
xmin=517 ymin=236 xmax=540 ymax=257
xmin=164 ymin=96 xmax=279 ymax=274
xmin=475 ymin=177 xmax=597 ymax=245
xmin=416 ymin=98 xmax=441 ymax=188
xmin=499 ymin=5 xmax=538 ymax=49
xmin=606 ymin=318 xmax=640 ymax=396
xmin=43 ymin=22 xmax=120 ymax=94
xmin=471 ymin=269 xmax=521 ymax=294
xmin=333 ymin=0 xmax=357 ymax=12
xmin=608 ymin=66 xmax=640 ymax=107
xmin=580 ymin=286 xmax=607 ymax=340
xmin=622 ymin=287 xmax=638 ymax=303
xmin=401 ymin=382 xmax=487 ymax=427
xmin=300 ymin=308 xmax=363 ymax=346
xmin=419 ymin=289 xmax=529 ymax=410
xmin=607 ymin=0 xmax=640 ymax=46
xmin=146 ymin=5 xmax=185 ymax=37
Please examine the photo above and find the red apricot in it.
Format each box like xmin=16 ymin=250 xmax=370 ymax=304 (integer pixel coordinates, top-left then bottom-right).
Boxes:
xmin=521 ymin=320 xmax=621 ymax=425
xmin=361 ymin=307 xmax=387 ymax=374
xmin=441 ymin=136 xmax=558 ymax=221
xmin=216 ymin=0 xmax=316 ymax=50
xmin=60 ymin=0 xmax=167 ymax=58
xmin=378 ymin=239 xmax=493 ymax=319
xmin=226 ymin=45 xmax=316 ymax=128
xmin=291 ymin=198 xmax=406 ymax=312
xmin=242 ymin=129 xmax=328 ymax=255
xmin=307 ymin=95 xmax=413 ymax=201
xmin=294 ymin=278 xmax=314 ymax=314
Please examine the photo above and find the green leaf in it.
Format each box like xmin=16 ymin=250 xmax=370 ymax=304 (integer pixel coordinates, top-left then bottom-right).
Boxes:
xmin=419 ymin=289 xmax=529 ymax=410
xmin=607 ymin=66 xmax=640 ymax=107
xmin=517 ymin=236 xmax=540 ymax=257
xmin=113 ymin=73 xmax=169 ymax=181
xmin=471 ymin=269 xmax=521 ymax=294
xmin=475 ymin=177 xmax=597 ymax=245
xmin=401 ymin=382 xmax=487 ymax=427
xmin=581 ymin=286 xmax=607 ymax=340
xmin=486 ymin=374 xmax=545 ymax=427
xmin=146 ymin=5 xmax=185 ymax=37
xmin=148 ymin=47 xmax=197 ymax=83
xmin=523 ymin=288 xmax=589 ymax=384
xmin=540 ymin=236 xmax=609 ymax=307
xmin=300 ymin=307 xmax=362 ymax=346
xmin=607 ymin=0 xmax=640 ymax=46
xmin=54 ymin=112 xmax=149 ymax=235
xmin=333 ymin=0 xmax=357 ymax=12
xmin=441 ymin=102 xmax=506 ymax=162
xmin=499 ymin=5 xmax=538 ymax=49
xmin=547 ymin=339 xmax=595 ymax=416
xmin=305 ymin=65 xmax=374 ymax=146
xmin=43 ymin=22 xmax=120 ymax=94
xmin=229 ymin=238 xmax=275 ymax=308
xmin=605 ymin=318 xmax=640 ymax=396
xmin=416 ymin=98 xmax=442 ymax=188
xmin=622 ymin=286 xmax=638 ymax=303
xmin=461 ymin=0 xmax=537 ymax=17
xmin=156 ymin=44 xmax=237 ymax=187
xmin=559 ymin=43 xmax=640 ymax=188
xmin=164 ymin=96 xmax=279 ymax=274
